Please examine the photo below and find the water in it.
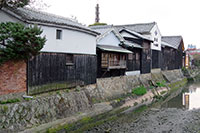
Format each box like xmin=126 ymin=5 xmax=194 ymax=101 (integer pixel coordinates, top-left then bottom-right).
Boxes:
xmin=162 ymin=82 xmax=200 ymax=110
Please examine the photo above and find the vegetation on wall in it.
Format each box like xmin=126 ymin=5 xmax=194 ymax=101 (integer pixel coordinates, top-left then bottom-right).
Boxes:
xmin=0 ymin=22 xmax=46 ymax=64
xmin=132 ymin=86 xmax=147 ymax=96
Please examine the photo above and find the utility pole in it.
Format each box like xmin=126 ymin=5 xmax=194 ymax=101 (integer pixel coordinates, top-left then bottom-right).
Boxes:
xmin=95 ymin=0 xmax=100 ymax=23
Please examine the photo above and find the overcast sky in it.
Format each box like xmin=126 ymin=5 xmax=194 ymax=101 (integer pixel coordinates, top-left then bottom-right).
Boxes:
xmin=42 ymin=0 xmax=200 ymax=48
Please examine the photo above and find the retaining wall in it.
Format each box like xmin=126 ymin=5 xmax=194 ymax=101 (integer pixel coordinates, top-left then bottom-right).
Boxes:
xmin=0 ymin=69 xmax=187 ymax=132
xmin=86 ymin=69 xmax=185 ymax=101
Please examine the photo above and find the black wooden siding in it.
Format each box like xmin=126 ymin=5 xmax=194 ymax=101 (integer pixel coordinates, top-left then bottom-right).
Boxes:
xmin=161 ymin=43 xmax=183 ymax=70
xmin=127 ymin=48 xmax=141 ymax=72
xmin=152 ymin=50 xmax=161 ymax=69
xmin=141 ymin=41 xmax=151 ymax=74
xmin=27 ymin=53 xmax=97 ymax=95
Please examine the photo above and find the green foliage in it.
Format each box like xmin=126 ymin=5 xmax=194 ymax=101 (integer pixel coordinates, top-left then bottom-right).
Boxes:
xmin=160 ymin=91 xmax=167 ymax=95
xmin=0 ymin=98 xmax=20 ymax=104
xmin=134 ymin=102 xmax=138 ymax=106
xmin=156 ymin=80 xmax=166 ymax=87
xmin=89 ymin=22 xmax=107 ymax=27
xmin=193 ymin=54 xmax=200 ymax=67
xmin=0 ymin=22 xmax=46 ymax=64
xmin=132 ymin=86 xmax=147 ymax=96
xmin=0 ymin=0 xmax=30 ymax=8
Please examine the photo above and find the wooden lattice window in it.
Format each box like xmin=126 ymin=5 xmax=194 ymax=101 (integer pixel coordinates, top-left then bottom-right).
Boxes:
xmin=66 ymin=54 xmax=74 ymax=65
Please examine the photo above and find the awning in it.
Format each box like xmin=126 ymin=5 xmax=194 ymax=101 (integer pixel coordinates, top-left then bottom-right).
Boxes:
xmin=97 ymin=45 xmax=133 ymax=54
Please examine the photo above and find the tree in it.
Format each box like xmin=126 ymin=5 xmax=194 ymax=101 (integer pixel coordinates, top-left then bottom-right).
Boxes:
xmin=192 ymin=54 xmax=200 ymax=67
xmin=0 ymin=22 xmax=46 ymax=64
xmin=89 ymin=22 xmax=107 ymax=27
xmin=0 ymin=0 xmax=30 ymax=8
xmin=0 ymin=0 xmax=48 ymax=9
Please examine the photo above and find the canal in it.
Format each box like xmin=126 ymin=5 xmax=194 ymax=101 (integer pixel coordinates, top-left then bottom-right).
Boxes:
xmin=53 ymin=81 xmax=200 ymax=133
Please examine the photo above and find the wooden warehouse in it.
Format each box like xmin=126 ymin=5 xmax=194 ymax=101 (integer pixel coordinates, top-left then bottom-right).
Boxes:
xmin=161 ymin=36 xmax=185 ymax=70
xmin=119 ymin=28 xmax=153 ymax=74
xmin=94 ymin=28 xmax=132 ymax=78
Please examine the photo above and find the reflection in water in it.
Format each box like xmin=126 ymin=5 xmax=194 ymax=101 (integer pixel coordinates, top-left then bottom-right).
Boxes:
xmin=162 ymin=83 xmax=200 ymax=110
xmin=183 ymin=85 xmax=200 ymax=110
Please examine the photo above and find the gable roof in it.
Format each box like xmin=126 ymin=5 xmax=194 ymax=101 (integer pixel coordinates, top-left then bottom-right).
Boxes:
xmin=97 ymin=27 xmax=124 ymax=43
xmin=90 ymin=22 xmax=156 ymax=34
xmin=162 ymin=36 xmax=183 ymax=49
xmin=1 ymin=7 xmax=99 ymax=35
xmin=94 ymin=27 xmax=146 ymax=49
xmin=119 ymin=28 xmax=153 ymax=42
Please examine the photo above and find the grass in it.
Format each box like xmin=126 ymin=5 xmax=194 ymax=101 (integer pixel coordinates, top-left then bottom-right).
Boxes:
xmin=0 ymin=98 xmax=20 ymax=104
xmin=132 ymin=86 xmax=147 ymax=96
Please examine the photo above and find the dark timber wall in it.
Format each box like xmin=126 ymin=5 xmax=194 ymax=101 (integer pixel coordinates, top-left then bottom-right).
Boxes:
xmin=127 ymin=48 xmax=141 ymax=72
xmin=141 ymin=41 xmax=151 ymax=74
xmin=152 ymin=50 xmax=161 ymax=69
xmin=27 ymin=53 xmax=97 ymax=95
xmin=161 ymin=43 xmax=183 ymax=70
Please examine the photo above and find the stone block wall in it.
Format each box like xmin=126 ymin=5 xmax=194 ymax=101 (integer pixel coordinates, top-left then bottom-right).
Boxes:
xmin=0 ymin=91 xmax=92 ymax=132
xmin=0 ymin=60 xmax=26 ymax=95
xmin=87 ymin=69 xmax=185 ymax=101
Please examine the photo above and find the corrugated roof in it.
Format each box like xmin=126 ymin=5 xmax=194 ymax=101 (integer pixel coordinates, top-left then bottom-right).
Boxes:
xmin=2 ymin=7 xmax=99 ymax=35
xmin=162 ymin=36 xmax=183 ymax=49
xmin=97 ymin=45 xmax=132 ymax=54
xmin=90 ymin=22 xmax=156 ymax=34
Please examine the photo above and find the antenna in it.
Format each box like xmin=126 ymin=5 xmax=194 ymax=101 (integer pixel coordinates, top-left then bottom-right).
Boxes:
xmin=95 ymin=0 xmax=100 ymax=23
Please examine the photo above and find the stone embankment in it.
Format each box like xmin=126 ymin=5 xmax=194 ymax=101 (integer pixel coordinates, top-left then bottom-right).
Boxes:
xmin=0 ymin=69 xmax=187 ymax=132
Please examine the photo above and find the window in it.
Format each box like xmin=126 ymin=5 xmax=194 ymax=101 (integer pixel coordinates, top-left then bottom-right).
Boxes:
xmin=154 ymin=38 xmax=158 ymax=42
xmin=155 ymin=30 xmax=158 ymax=36
xmin=56 ymin=29 xmax=62 ymax=40
xmin=66 ymin=54 xmax=74 ymax=65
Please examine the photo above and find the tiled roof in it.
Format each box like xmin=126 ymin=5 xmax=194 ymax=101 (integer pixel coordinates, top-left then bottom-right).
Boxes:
xmin=162 ymin=36 xmax=183 ymax=49
xmin=90 ymin=22 xmax=156 ymax=34
xmin=119 ymin=28 xmax=153 ymax=41
xmin=96 ymin=27 xmax=124 ymax=42
xmin=2 ymin=7 xmax=99 ymax=35
xmin=97 ymin=45 xmax=132 ymax=54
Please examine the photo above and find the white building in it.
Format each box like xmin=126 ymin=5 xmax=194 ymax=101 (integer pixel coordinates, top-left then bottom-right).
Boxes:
xmin=0 ymin=7 xmax=99 ymax=94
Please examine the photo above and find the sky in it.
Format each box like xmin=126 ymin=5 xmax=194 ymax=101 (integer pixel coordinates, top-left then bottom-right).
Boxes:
xmin=42 ymin=0 xmax=200 ymax=48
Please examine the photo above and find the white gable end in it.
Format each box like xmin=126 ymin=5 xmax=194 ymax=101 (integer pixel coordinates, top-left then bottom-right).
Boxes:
xmin=98 ymin=31 xmax=120 ymax=47
xmin=150 ymin=24 xmax=162 ymax=51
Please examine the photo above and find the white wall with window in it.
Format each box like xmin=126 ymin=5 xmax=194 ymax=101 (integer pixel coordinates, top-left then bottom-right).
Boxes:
xmin=40 ymin=25 xmax=96 ymax=55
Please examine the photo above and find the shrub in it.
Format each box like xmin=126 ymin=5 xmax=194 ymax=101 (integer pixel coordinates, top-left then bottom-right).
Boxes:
xmin=132 ymin=86 xmax=147 ymax=96
xmin=0 ymin=98 xmax=20 ymax=104
xmin=0 ymin=22 xmax=46 ymax=64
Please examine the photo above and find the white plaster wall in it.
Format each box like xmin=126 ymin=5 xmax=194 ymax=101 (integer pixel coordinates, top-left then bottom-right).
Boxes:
xmin=0 ymin=11 xmax=96 ymax=55
xmin=40 ymin=25 xmax=96 ymax=55
xmin=98 ymin=31 xmax=120 ymax=46
xmin=149 ymin=24 xmax=162 ymax=51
